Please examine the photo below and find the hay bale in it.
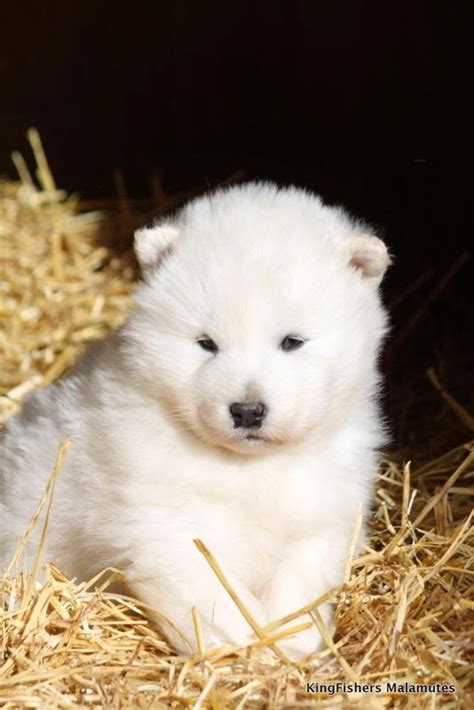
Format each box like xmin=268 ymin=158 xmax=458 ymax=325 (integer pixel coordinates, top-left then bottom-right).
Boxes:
xmin=0 ymin=135 xmax=138 ymax=425
xmin=1 ymin=137 xmax=473 ymax=708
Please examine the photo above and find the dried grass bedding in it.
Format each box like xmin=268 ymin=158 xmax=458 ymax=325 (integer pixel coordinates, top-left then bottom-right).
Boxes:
xmin=0 ymin=135 xmax=473 ymax=708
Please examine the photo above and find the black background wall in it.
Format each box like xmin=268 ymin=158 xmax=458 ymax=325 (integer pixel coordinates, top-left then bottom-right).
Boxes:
xmin=1 ymin=1 xmax=472 ymax=454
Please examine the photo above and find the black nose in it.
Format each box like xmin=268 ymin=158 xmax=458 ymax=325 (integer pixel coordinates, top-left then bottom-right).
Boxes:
xmin=229 ymin=401 xmax=266 ymax=429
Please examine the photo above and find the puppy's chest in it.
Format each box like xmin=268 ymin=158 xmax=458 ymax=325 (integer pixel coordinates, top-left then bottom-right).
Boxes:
xmin=126 ymin=440 xmax=353 ymax=541
xmin=241 ymin=463 xmax=336 ymax=538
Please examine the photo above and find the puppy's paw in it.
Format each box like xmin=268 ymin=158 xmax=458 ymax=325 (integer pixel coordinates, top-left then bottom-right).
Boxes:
xmin=276 ymin=626 xmax=325 ymax=662
xmin=208 ymin=629 xmax=258 ymax=652
xmin=207 ymin=633 xmax=231 ymax=650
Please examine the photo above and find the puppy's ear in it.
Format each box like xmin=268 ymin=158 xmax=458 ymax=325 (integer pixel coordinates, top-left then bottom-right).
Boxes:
xmin=134 ymin=223 xmax=180 ymax=276
xmin=344 ymin=234 xmax=391 ymax=287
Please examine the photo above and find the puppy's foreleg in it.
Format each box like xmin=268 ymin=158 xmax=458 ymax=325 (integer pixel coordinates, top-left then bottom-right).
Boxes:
xmin=126 ymin=545 xmax=266 ymax=655
xmin=263 ymin=532 xmax=350 ymax=660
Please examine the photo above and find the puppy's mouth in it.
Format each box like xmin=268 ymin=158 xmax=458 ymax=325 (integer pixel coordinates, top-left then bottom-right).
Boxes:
xmin=242 ymin=432 xmax=267 ymax=443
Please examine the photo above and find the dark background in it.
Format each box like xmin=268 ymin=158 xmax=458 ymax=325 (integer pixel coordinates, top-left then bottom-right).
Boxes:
xmin=1 ymin=1 xmax=473 ymax=456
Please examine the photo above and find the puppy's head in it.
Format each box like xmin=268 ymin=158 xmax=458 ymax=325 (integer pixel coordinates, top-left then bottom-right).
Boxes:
xmin=124 ymin=183 xmax=390 ymax=455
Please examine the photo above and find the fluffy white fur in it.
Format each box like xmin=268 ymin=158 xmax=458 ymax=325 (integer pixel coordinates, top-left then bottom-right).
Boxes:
xmin=0 ymin=183 xmax=390 ymax=659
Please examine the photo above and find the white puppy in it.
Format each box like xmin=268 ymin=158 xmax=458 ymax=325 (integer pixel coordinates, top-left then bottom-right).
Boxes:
xmin=0 ymin=183 xmax=390 ymax=658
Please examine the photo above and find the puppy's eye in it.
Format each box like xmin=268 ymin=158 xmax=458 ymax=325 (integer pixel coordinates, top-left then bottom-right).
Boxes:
xmin=280 ymin=335 xmax=305 ymax=352
xmin=197 ymin=337 xmax=219 ymax=354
